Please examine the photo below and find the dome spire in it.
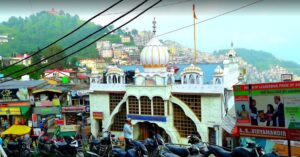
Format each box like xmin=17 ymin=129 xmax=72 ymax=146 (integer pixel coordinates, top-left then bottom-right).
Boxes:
xmin=231 ymin=41 xmax=234 ymax=48
xmin=152 ymin=17 xmax=156 ymax=36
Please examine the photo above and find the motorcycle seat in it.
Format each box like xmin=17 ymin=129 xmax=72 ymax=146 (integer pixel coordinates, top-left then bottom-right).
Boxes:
xmin=91 ymin=139 xmax=101 ymax=145
xmin=166 ymin=144 xmax=189 ymax=157
xmin=113 ymin=147 xmax=126 ymax=157
xmin=208 ymin=145 xmax=231 ymax=157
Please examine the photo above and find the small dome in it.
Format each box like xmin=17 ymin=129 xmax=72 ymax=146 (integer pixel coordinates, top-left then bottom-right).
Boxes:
xmin=140 ymin=38 xmax=169 ymax=68
xmin=214 ymin=65 xmax=224 ymax=76
xmin=181 ymin=64 xmax=203 ymax=76
xmin=228 ymin=48 xmax=236 ymax=57
xmin=107 ymin=66 xmax=124 ymax=76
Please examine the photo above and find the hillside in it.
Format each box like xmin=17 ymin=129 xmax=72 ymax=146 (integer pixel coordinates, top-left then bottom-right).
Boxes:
xmin=0 ymin=11 xmax=125 ymax=58
xmin=214 ymin=48 xmax=300 ymax=75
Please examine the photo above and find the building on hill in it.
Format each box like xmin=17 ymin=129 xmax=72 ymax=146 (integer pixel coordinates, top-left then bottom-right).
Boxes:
xmin=120 ymin=35 xmax=131 ymax=43
xmin=79 ymin=58 xmax=107 ymax=74
xmin=0 ymin=35 xmax=9 ymax=43
xmin=89 ymin=19 xmax=239 ymax=146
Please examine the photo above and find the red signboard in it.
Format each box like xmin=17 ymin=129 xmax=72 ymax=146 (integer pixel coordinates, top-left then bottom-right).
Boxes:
xmin=288 ymin=130 xmax=300 ymax=141
xmin=62 ymin=106 xmax=86 ymax=113
xmin=55 ymin=119 xmax=64 ymax=125
xmin=238 ymin=126 xmax=288 ymax=140
xmin=93 ymin=112 xmax=103 ymax=119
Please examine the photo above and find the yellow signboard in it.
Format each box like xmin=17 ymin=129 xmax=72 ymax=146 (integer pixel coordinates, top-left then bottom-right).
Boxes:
xmin=0 ymin=107 xmax=21 ymax=115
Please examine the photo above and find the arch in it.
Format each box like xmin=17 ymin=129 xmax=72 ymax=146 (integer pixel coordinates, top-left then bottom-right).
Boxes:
xmin=112 ymin=75 xmax=117 ymax=83
xmin=189 ymin=74 xmax=195 ymax=84
xmin=183 ymin=75 xmax=187 ymax=84
xmin=215 ymin=78 xmax=221 ymax=84
xmin=145 ymin=78 xmax=156 ymax=86
xmin=196 ymin=75 xmax=200 ymax=84
xmin=169 ymin=96 xmax=208 ymax=141
xmin=167 ymin=76 xmax=172 ymax=85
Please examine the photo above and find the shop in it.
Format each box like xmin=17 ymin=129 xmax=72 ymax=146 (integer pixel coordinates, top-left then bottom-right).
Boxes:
xmin=32 ymin=107 xmax=61 ymax=128
xmin=62 ymin=106 xmax=86 ymax=125
xmin=0 ymin=102 xmax=31 ymax=128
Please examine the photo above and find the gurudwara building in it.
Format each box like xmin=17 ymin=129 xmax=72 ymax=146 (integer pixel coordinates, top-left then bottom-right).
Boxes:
xmin=89 ymin=23 xmax=240 ymax=146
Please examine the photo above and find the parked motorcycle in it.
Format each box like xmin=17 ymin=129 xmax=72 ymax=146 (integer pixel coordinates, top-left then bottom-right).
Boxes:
xmin=4 ymin=138 xmax=32 ymax=157
xmin=37 ymin=135 xmax=55 ymax=156
xmin=53 ymin=136 xmax=84 ymax=157
xmin=112 ymin=140 xmax=148 ymax=157
xmin=206 ymin=143 xmax=265 ymax=157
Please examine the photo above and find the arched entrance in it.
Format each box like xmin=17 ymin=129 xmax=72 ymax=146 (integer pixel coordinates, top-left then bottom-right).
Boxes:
xmin=135 ymin=122 xmax=170 ymax=142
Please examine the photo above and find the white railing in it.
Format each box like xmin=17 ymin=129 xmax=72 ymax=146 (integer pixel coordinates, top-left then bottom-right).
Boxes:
xmin=90 ymin=83 xmax=126 ymax=92
xmin=171 ymin=84 xmax=224 ymax=94
xmin=0 ymin=145 xmax=7 ymax=157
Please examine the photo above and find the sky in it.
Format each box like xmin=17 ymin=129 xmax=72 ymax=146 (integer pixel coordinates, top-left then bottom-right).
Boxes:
xmin=0 ymin=0 xmax=300 ymax=63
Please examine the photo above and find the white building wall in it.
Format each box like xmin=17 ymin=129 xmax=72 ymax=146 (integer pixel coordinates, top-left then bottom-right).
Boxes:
xmin=90 ymin=93 xmax=110 ymax=137
xmin=201 ymin=95 xmax=223 ymax=145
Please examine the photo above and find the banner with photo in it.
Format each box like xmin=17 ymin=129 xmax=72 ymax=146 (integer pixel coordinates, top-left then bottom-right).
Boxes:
xmin=234 ymin=81 xmax=300 ymax=140
xmin=0 ymin=88 xmax=29 ymax=102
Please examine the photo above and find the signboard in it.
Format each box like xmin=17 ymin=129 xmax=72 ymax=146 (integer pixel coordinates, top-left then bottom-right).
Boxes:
xmin=0 ymin=88 xmax=29 ymax=102
xmin=33 ymin=107 xmax=60 ymax=115
xmin=62 ymin=106 xmax=86 ymax=113
xmin=60 ymin=125 xmax=79 ymax=132
xmin=0 ymin=107 xmax=21 ymax=115
xmin=238 ymin=126 xmax=288 ymax=139
xmin=127 ymin=114 xmax=167 ymax=122
xmin=55 ymin=119 xmax=64 ymax=125
xmin=33 ymin=128 xmax=42 ymax=136
xmin=93 ymin=112 xmax=103 ymax=119
xmin=234 ymin=81 xmax=300 ymax=140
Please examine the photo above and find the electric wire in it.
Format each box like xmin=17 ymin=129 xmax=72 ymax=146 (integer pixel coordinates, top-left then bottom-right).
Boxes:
xmin=0 ymin=0 xmax=162 ymax=84
xmin=3 ymin=0 xmax=149 ymax=79
xmin=0 ymin=0 xmax=124 ymax=72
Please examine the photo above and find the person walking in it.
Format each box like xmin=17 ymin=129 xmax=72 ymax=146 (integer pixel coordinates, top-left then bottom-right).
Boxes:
xmin=123 ymin=118 xmax=133 ymax=151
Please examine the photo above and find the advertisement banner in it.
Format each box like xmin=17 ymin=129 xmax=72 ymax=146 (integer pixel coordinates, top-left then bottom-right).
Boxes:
xmin=234 ymin=81 xmax=300 ymax=140
xmin=238 ymin=126 xmax=288 ymax=139
xmin=0 ymin=88 xmax=29 ymax=102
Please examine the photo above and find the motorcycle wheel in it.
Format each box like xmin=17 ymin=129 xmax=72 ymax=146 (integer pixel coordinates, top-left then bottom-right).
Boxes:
xmin=21 ymin=149 xmax=32 ymax=157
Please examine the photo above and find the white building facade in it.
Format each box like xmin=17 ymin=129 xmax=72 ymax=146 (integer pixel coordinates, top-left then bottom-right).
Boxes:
xmin=89 ymin=38 xmax=239 ymax=145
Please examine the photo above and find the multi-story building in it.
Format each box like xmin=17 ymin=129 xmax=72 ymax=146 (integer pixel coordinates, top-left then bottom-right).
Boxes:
xmin=89 ymin=34 xmax=240 ymax=146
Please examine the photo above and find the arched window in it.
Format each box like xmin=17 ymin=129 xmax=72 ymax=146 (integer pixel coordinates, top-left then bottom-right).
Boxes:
xmin=128 ymin=96 xmax=139 ymax=114
xmin=167 ymin=76 xmax=172 ymax=85
xmin=183 ymin=75 xmax=187 ymax=84
xmin=112 ymin=75 xmax=117 ymax=83
xmin=196 ymin=75 xmax=200 ymax=84
xmin=215 ymin=78 xmax=221 ymax=84
xmin=145 ymin=78 xmax=156 ymax=86
xmin=140 ymin=96 xmax=151 ymax=115
xmin=153 ymin=96 xmax=164 ymax=116
xmin=118 ymin=76 xmax=121 ymax=83
xmin=91 ymin=79 xmax=95 ymax=83
xmin=190 ymin=74 xmax=195 ymax=84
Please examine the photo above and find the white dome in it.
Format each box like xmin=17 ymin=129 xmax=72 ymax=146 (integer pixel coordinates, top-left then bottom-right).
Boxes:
xmin=106 ymin=66 xmax=124 ymax=76
xmin=140 ymin=38 xmax=169 ymax=68
xmin=181 ymin=64 xmax=203 ymax=76
xmin=214 ymin=65 xmax=224 ymax=76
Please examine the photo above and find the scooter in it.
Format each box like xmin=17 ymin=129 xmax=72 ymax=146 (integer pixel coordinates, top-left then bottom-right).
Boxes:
xmin=53 ymin=136 xmax=84 ymax=157
xmin=144 ymin=134 xmax=178 ymax=157
xmin=112 ymin=140 xmax=148 ymax=157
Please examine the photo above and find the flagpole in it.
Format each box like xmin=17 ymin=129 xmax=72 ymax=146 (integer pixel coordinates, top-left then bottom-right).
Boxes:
xmin=193 ymin=4 xmax=197 ymax=64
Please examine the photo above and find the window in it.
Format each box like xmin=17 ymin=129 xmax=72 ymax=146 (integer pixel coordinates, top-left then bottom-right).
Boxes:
xmin=110 ymin=103 xmax=126 ymax=131
xmin=190 ymin=75 xmax=195 ymax=84
xmin=128 ymin=96 xmax=139 ymax=114
xmin=173 ymin=94 xmax=201 ymax=121
xmin=109 ymin=93 xmax=125 ymax=113
xmin=153 ymin=96 xmax=164 ymax=116
xmin=140 ymin=96 xmax=151 ymax=115
xmin=215 ymin=78 xmax=221 ymax=84
xmin=173 ymin=103 xmax=200 ymax=137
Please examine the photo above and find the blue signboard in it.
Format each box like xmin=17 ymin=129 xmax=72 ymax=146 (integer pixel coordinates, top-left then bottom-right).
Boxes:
xmin=127 ymin=115 xmax=167 ymax=122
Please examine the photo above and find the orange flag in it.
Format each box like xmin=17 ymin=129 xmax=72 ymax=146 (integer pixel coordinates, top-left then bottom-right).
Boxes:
xmin=193 ymin=4 xmax=197 ymax=19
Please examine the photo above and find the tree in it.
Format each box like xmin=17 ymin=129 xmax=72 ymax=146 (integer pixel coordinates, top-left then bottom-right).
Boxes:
xmin=42 ymin=44 xmax=65 ymax=69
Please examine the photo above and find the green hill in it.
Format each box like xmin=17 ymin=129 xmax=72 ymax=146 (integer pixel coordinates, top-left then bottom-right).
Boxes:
xmin=214 ymin=48 xmax=300 ymax=75
xmin=0 ymin=11 xmax=125 ymax=58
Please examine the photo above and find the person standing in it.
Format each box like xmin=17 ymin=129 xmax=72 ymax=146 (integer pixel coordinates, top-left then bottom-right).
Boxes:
xmin=265 ymin=104 xmax=275 ymax=126
xmin=250 ymin=99 xmax=258 ymax=125
xmin=238 ymin=104 xmax=250 ymax=120
xmin=273 ymin=96 xmax=285 ymax=127
xmin=123 ymin=118 xmax=133 ymax=151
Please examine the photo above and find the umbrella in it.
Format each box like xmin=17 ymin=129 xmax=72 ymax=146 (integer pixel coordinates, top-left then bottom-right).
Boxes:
xmin=1 ymin=125 xmax=31 ymax=136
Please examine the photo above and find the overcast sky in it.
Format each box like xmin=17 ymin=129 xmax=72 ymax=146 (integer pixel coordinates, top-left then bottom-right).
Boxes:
xmin=0 ymin=0 xmax=300 ymax=63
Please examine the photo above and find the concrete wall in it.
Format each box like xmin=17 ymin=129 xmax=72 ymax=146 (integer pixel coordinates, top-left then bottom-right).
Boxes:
xmin=89 ymin=93 xmax=110 ymax=136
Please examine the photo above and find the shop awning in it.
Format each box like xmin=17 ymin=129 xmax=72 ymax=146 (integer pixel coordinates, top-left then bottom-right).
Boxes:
xmin=19 ymin=106 xmax=31 ymax=115
xmin=32 ymin=89 xmax=62 ymax=94
xmin=1 ymin=125 xmax=31 ymax=136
